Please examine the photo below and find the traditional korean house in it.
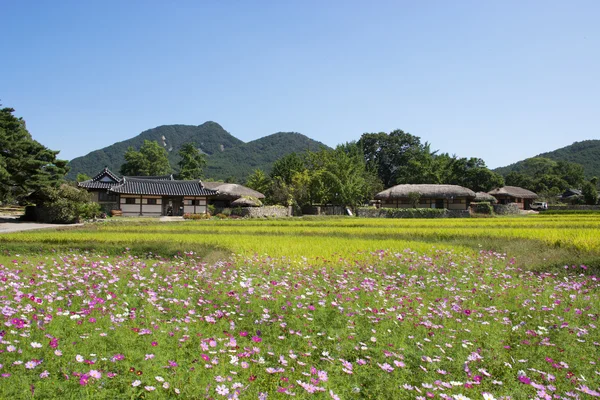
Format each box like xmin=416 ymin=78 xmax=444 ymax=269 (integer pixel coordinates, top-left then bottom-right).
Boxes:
xmin=487 ymin=186 xmax=538 ymax=210
xmin=79 ymin=168 xmax=217 ymax=216
xmin=559 ymin=188 xmax=583 ymax=204
xmin=374 ymin=184 xmax=476 ymax=210
xmin=79 ymin=168 xmax=267 ymax=216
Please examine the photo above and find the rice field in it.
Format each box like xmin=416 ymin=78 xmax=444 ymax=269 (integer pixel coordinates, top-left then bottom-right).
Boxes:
xmin=1 ymin=214 xmax=600 ymax=267
xmin=0 ymin=214 xmax=599 ymax=399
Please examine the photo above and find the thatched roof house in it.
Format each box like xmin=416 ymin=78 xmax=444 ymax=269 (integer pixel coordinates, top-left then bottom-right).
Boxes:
xmin=374 ymin=184 xmax=476 ymax=210
xmin=202 ymin=182 xmax=265 ymax=200
xmin=488 ymin=186 xmax=538 ymax=209
xmin=474 ymin=192 xmax=498 ymax=203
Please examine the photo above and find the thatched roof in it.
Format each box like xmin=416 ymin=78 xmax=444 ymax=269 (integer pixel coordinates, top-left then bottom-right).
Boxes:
xmin=231 ymin=197 xmax=262 ymax=207
xmin=202 ymin=182 xmax=265 ymax=199
xmin=374 ymin=184 xmax=476 ymax=200
xmin=474 ymin=192 xmax=498 ymax=203
xmin=488 ymin=186 xmax=538 ymax=199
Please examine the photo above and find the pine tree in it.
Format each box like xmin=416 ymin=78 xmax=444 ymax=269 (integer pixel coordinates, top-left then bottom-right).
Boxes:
xmin=0 ymin=107 xmax=68 ymax=204
xmin=177 ymin=143 xmax=206 ymax=180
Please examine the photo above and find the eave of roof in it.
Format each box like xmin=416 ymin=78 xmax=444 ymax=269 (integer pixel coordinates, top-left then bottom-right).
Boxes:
xmin=109 ymin=179 xmax=218 ymax=196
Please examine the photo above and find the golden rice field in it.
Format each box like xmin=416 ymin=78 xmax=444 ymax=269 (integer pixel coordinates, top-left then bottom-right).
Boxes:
xmin=1 ymin=214 xmax=600 ymax=270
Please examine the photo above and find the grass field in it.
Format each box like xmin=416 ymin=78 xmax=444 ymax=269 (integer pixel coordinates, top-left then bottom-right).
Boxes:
xmin=0 ymin=215 xmax=599 ymax=399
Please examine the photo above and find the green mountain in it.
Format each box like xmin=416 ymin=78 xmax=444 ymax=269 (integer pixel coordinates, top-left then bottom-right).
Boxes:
xmin=494 ymin=140 xmax=600 ymax=179
xmin=66 ymin=122 xmax=329 ymax=182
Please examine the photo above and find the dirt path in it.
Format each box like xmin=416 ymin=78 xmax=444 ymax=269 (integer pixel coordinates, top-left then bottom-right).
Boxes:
xmin=0 ymin=216 xmax=82 ymax=233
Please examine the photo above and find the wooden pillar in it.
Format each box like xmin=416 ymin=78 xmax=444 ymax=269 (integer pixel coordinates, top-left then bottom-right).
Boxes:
xmin=139 ymin=195 xmax=143 ymax=216
xmin=193 ymin=198 xmax=197 ymax=214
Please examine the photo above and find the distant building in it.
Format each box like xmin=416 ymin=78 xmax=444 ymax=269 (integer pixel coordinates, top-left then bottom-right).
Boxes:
xmin=79 ymin=167 xmax=264 ymax=216
xmin=374 ymin=184 xmax=476 ymax=210
xmin=560 ymin=188 xmax=583 ymax=204
xmin=488 ymin=186 xmax=538 ymax=210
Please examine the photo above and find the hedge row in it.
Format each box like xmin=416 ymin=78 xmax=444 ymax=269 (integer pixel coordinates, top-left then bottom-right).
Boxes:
xmin=357 ymin=207 xmax=448 ymax=218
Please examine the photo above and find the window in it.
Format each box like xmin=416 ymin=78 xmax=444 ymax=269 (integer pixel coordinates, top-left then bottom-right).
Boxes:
xmin=125 ymin=198 xmax=136 ymax=205
xmin=189 ymin=199 xmax=203 ymax=206
xmin=99 ymin=192 xmax=117 ymax=202
xmin=147 ymin=198 xmax=157 ymax=205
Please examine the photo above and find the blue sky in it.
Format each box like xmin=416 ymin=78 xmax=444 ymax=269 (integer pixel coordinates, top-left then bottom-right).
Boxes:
xmin=2 ymin=1 xmax=599 ymax=168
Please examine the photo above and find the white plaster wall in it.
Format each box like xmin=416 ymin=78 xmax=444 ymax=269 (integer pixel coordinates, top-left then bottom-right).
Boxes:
xmin=183 ymin=205 xmax=207 ymax=214
xmin=142 ymin=205 xmax=162 ymax=215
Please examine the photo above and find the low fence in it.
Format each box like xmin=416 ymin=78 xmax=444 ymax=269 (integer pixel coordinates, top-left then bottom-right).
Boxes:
xmin=357 ymin=207 xmax=470 ymax=219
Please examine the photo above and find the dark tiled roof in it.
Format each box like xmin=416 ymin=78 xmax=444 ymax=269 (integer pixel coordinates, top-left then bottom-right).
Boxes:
xmin=78 ymin=167 xmax=122 ymax=189
xmin=79 ymin=180 xmax=119 ymax=189
xmin=123 ymin=175 xmax=174 ymax=181
xmin=109 ymin=178 xmax=218 ymax=196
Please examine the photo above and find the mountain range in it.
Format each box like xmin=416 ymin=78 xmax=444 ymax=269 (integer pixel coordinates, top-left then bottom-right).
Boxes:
xmin=66 ymin=122 xmax=329 ymax=182
xmin=494 ymin=140 xmax=600 ymax=179
xmin=68 ymin=123 xmax=600 ymax=184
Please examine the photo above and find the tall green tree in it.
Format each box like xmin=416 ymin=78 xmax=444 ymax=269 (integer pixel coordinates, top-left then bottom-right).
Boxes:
xmin=0 ymin=107 xmax=68 ymax=204
xmin=270 ymin=152 xmax=305 ymax=185
xmin=502 ymin=157 xmax=585 ymax=199
xmin=245 ymin=169 xmax=271 ymax=195
xmin=120 ymin=140 xmax=171 ymax=176
xmin=582 ymin=181 xmax=598 ymax=205
xmin=177 ymin=143 xmax=206 ymax=180
xmin=358 ymin=130 xmax=427 ymax=187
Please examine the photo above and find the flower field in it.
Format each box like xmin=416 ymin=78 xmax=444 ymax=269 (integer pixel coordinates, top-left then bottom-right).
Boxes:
xmin=0 ymin=215 xmax=599 ymax=399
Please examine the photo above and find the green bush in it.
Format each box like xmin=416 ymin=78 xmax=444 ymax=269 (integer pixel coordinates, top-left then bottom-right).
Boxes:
xmin=215 ymin=213 xmax=228 ymax=219
xmin=357 ymin=207 xmax=447 ymax=218
xmin=471 ymin=202 xmax=494 ymax=215
xmin=30 ymin=184 xmax=100 ymax=223
xmin=221 ymin=208 xmax=232 ymax=217
xmin=207 ymin=204 xmax=216 ymax=216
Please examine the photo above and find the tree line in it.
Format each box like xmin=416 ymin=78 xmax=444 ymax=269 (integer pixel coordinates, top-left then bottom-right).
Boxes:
xmin=3 ymin=103 xmax=598 ymax=217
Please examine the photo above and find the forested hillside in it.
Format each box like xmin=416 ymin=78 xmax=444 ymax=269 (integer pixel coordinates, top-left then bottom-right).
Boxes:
xmin=495 ymin=140 xmax=600 ymax=179
xmin=66 ymin=123 xmax=328 ymax=182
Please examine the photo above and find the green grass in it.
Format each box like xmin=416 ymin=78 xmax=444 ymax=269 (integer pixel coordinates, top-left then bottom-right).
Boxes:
xmin=2 ymin=214 xmax=600 ymax=272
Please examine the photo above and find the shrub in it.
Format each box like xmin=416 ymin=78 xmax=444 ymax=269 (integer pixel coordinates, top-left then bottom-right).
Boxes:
xmin=357 ymin=207 xmax=447 ymax=218
xmin=29 ymin=184 xmax=101 ymax=223
xmin=183 ymin=213 xmax=210 ymax=220
xmin=215 ymin=213 xmax=228 ymax=219
xmin=582 ymin=181 xmax=598 ymax=205
xmin=221 ymin=208 xmax=232 ymax=217
xmin=207 ymin=204 xmax=216 ymax=216
xmin=471 ymin=201 xmax=494 ymax=215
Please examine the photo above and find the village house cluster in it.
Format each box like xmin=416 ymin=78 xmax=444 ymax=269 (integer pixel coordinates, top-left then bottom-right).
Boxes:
xmin=80 ymin=168 xmax=541 ymax=217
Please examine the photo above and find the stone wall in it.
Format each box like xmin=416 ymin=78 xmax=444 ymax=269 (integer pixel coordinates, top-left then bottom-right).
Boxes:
xmin=493 ymin=203 xmax=521 ymax=215
xmin=357 ymin=207 xmax=470 ymax=218
xmin=233 ymin=206 xmax=292 ymax=218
